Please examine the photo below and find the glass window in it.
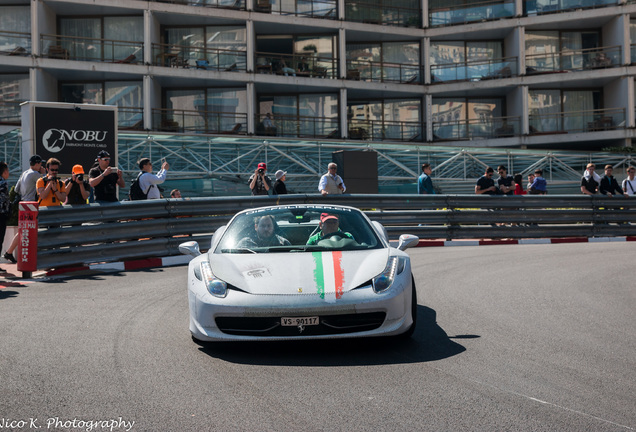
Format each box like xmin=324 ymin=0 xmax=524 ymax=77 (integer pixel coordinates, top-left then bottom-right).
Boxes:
xmin=529 ymin=90 xmax=600 ymax=133
xmin=433 ymin=98 xmax=503 ymax=139
xmin=347 ymin=99 xmax=421 ymax=141
xmin=60 ymin=83 xmax=103 ymax=104
xmin=0 ymin=74 xmax=30 ymax=123
xmin=0 ymin=6 xmax=30 ymax=33
xmin=215 ymin=207 xmax=382 ymax=253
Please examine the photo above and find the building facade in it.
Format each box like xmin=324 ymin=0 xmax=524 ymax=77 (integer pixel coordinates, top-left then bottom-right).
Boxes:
xmin=1 ymin=0 xmax=636 ymax=197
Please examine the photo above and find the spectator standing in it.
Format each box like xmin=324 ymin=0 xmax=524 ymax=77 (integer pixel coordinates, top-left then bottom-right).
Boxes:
xmin=530 ymin=169 xmax=548 ymax=195
xmin=0 ymin=162 xmax=10 ymax=266
xmin=513 ymin=173 xmax=526 ymax=195
xmin=64 ymin=164 xmax=90 ymax=205
xmin=36 ymin=158 xmax=66 ymax=207
xmin=622 ymin=166 xmax=636 ymax=196
xmin=4 ymin=154 xmax=46 ymax=263
xmin=475 ymin=167 xmax=498 ymax=195
xmin=581 ymin=163 xmax=601 ymax=195
xmin=319 ymin=163 xmax=346 ymax=195
xmin=249 ymin=162 xmax=272 ymax=196
xmin=89 ymin=150 xmax=124 ymax=202
xmin=599 ymin=165 xmax=626 ymax=197
xmin=170 ymin=189 xmax=182 ymax=198
xmin=274 ymin=170 xmax=288 ymax=195
xmin=497 ymin=165 xmax=515 ymax=196
xmin=417 ymin=163 xmax=435 ymax=194
xmin=138 ymin=158 xmax=169 ymax=199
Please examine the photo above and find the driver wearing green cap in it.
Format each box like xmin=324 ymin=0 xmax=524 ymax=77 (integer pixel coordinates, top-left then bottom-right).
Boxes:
xmin=306 ymin=213 xmax=354 ymax=245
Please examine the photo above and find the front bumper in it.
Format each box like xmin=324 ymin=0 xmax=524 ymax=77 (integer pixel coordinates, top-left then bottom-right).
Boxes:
xmin=188 ymin=276 xmax=413 ymax=342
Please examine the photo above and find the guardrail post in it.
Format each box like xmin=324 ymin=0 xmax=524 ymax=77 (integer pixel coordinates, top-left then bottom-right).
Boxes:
xmin=17 ymin=201 xmax=39 ymax=278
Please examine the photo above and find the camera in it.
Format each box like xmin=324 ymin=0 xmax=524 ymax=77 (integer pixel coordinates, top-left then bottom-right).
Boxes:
xmin=258 ymin=169 xmax=264 ymax=174
xmin=76 ymin=174 xmax=83 ymax=182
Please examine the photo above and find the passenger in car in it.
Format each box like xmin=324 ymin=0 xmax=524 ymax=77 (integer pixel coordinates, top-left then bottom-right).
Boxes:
xmin=306 ymin=213 xmax=354 ymax=245
xmin=238 ymin=214 xmax=291 ymax=248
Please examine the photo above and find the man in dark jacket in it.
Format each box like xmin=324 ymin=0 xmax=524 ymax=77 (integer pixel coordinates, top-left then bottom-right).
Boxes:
xmin=599 ymin=165 xmax=626 ymax=198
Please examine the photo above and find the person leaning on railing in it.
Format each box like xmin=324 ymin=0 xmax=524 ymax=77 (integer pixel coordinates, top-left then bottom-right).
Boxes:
xmin=581 ymin=163 xmax=600 ymax=196
xmin=622 ymin=166 xmax=636 ymax=196
xmin=599 ymin=165 xmax=626 ymax=198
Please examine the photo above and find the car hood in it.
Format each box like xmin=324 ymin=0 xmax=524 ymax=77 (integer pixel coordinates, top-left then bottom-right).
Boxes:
xmin=209 ymin=249 xmax=390 ymax=297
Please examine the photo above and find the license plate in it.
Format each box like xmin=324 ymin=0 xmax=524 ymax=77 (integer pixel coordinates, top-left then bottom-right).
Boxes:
xmin=281 ymin=316 xmax=319 ymax=326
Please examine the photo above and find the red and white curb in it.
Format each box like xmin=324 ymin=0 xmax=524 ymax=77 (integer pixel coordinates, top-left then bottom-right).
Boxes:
xmin=45 ymin=255 xmax=192 ymax=277
xmin=415 ymin=236 xmax=636 ymax=247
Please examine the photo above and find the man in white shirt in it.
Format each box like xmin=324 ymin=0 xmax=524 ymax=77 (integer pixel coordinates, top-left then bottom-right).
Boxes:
xmin=138 ymin=158 xmax=169 ymax=199
xmin=622 ymin=166 xmax=636 ymax=196
xmin=318 ymin=163 xmax=346 ymax=195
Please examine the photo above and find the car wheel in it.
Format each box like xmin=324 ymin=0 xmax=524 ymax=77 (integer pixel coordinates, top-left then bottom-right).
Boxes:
xmin=398 ymin=275 xmax=417 ymax=339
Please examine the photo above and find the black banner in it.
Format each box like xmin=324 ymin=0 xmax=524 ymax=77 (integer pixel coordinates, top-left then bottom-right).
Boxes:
xmin=34 ymin=106 xmax=116 ymax=175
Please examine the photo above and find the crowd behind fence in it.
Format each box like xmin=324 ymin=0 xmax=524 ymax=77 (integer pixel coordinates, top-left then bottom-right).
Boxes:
xmin=34 ymin=194 xmax=636 ymax=270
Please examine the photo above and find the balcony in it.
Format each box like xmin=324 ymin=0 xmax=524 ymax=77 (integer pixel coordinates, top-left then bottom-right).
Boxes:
xmin=524 ymin=0 xmax=618 ymax=15
xmin=345 ymin=1 xmax=421 ymax=27
xmin=433 ymin=116 xmax=521 ymax=141
xmin=431 ymin=56 xmax=517 ymax=83
xmin=255 ymin=53 xmax=336 ymax=78
xmin=529 ymin=107 xmax=625 ymax=135
xmin=255 ymin=113 xmax=339 ymax=138
xmin=347 ymin=119 xmax=423 ymax=141
xmin=345 ymin=60 xmax=421 ymax=83
xmin=261 ymin=0 xmax=338 ymax=19
xmin=40 ymin=34 xmax=142 ymax=63
xmin=429 ymin=0 xmax=514 ymax=27
xmin=526 ymin=46 xmax=620 ymax=74
xmin=152 ymin=0 xmax=247 ymax=9
xmin=0 ymin=31 xmax=31 ymax=56
xmin=153 ymin=43 xmax=247 ymax=71
xmin=118 ymin=107 xmax=144 ymax=131
xmin=153 ymin=109 xmax=248 ymax=134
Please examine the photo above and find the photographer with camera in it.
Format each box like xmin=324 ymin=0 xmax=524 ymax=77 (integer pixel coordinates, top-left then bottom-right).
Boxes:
xmin=36 ymin=158 xmax=66 ymax=207
xmin=89 ymin=150 xmax=125 ymax=203
xmin=64 ymin=164 xmax=90 ymax=205
xmin=248 ymin=162 xmax=272 ymax=196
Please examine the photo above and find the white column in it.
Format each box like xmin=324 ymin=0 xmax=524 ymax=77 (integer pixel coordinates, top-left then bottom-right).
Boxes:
xmin=246 ymin=20 xmax=255 ymax=73
xmin=247 ymin=82 xmax=256 ymax=134
xmin=340 ymin=88 xmax=348 ymax=138
xmin=339 ymin=28 xmax=346 ymax=79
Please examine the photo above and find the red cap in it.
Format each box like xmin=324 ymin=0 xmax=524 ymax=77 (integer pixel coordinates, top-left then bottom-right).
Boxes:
xmin=320 ymin=213 xmax=338 ymax=223
xmin=257 ymin=162 xmax=266 ymax=170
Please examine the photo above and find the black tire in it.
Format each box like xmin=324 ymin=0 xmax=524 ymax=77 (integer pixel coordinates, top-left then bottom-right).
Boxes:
xmin=398 ymin=275 xmax=417 ymax=339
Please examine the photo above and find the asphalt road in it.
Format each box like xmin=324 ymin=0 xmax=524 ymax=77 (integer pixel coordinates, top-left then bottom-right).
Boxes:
xmin=0 ymin=242 xmax=634 ymax=432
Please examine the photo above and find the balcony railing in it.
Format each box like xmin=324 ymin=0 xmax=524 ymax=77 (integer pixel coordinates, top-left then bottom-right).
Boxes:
xmin=152 ymin=0 xmax=247 ymax=9
xmin=347 ymin=118 xmax=423 ymax=142
xmin=153 ymin=109 xmax=248 ymax=135
xmin=0 ymin=102 xmax=23 ymax=124
xmin=258 ymin=0 xmax=338 ymax=19
xmin=429 ymin=0 xmax=514 ymax=27
xmin=431 ymin=56 xmax=517 ymax=83
xmin=524 ymin=0 xmax=618 ymax=15
xmin=433 ymin=116 xmax=521 ymax=141
xmin=0 ymin=31 xmax=31 ymax=56
xmin=153 ymin=43 xmax=247 ymax=71
xmin=255 ymin=52 xmax=337 ymax=78
xmin=529 ymin=107 xmax=625 ymax=135
xmin=40 ymin=34 xmax=142 ymax=63
xmin=526 ymin=45 xmax=621 ymax=74
xmin=345 ymin=1 xmax=421 ymax=27
xmin=118 ymin=107 xmax=144 ymax=131
xmin=255 ymin=113 xmax=339 ymax=138
xmin=345 ymin=60 xmax=422 ymax=83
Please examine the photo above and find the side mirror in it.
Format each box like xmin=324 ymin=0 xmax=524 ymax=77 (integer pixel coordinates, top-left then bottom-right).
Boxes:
xmin=179 ymin=241 xmax=201 ymax=257
xmin=397 ymin=234 xmax=419 ymax=251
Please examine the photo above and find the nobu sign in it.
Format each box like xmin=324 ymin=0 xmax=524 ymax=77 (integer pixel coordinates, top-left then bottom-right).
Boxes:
xmin=34 ymin=106 xmax=117 ymax=173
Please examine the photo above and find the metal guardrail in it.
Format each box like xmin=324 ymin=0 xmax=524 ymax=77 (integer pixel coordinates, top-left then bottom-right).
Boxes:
xmin=36 ymin=194 xmax=636 ymax=269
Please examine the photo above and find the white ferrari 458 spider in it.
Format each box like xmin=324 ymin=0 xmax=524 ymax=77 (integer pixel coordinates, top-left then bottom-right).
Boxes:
xmin=179 ymin=204 xmax=419 ymax=342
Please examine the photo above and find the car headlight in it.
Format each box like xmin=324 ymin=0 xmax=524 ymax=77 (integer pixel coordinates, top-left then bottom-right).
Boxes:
xmin=372 ymin=256 xmax=407 ymax=294
xmin=200 ymin=261 xmax=228 ymax=298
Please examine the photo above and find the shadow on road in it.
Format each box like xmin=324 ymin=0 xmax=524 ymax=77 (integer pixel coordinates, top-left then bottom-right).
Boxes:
xmin=0 ymin=289 xmax=19 ymax=299
xmin=197 ymin=305 xmax=468 ymax=366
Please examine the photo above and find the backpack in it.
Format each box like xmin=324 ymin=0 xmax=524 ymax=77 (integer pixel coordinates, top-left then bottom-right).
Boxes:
xmin=128 ymin=172 xmax=149 ymax=200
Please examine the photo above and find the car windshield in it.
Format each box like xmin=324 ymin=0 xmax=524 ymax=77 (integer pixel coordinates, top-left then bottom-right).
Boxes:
xmin=214 ymin=206 xmax=383 ymax=254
